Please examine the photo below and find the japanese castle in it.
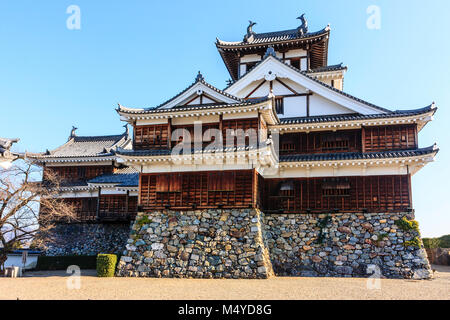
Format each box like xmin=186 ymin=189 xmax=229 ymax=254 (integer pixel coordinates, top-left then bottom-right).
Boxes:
xmin=31 ymin=15 xmax=438 ymax=279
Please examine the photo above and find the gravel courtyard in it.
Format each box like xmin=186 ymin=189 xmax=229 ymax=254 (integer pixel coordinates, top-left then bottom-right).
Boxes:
xmin=1 ymin=265 xmax=449 ymax=300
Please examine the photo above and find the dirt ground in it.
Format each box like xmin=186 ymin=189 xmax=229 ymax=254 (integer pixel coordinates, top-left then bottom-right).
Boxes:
xmin=0 ymin=265 xmax=449 ymax=300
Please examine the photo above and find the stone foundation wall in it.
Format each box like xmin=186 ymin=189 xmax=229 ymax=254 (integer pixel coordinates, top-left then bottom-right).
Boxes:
xmin=264 ymin=212 xmax=432 ymax=279
xmin=46 ymin=210 xmax=432 ymax=279
xmin=116 ymin=209 xmax=274 ymax=278
xmin=44 ymin=223 xmax=130 ymax=256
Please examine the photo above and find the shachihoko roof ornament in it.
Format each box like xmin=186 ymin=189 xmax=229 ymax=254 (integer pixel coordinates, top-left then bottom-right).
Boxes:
xmin=243 ymin=21 xmax=257 ymax=43
xmin=68 ymin=126 xmax=78 ymax=141
xmin=297 ymin=13 xmax=308 ymax=36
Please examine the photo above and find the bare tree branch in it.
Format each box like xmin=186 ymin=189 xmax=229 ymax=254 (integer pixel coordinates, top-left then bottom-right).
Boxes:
xmin=0 ymin=159 xmax=76 ymax=271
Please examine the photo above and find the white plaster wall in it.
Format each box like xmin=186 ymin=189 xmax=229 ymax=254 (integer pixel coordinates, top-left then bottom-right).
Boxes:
xmin=172 ymin=115 xmax=220 ymax=125
xmin=136 ymin=118 xmax=169 ymax=125
xmin=280 ymin=96 xmax=307 ymax=118
xmin=285 ymin=49 xmax=307 ymax=58
xmin=240 ymin=54 xmax=261 ymax=63
xmin=309 ymin=94 xmax=354 ymax=116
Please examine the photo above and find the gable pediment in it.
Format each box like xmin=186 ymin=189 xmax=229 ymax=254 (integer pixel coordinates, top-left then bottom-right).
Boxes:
xmin=225 ymin=56 xmax=389 ymax=116
xmin=159 ymin=76 xmax=243 ymax=109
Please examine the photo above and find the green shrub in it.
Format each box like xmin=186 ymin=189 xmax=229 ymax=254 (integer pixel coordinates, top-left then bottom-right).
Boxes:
xmin=423 ymin=237 xmax=441 ymax=249
xmin=423 ymin=234 xmax=450 ymax=248
xmin=96 ymin=254 xmax=117 ymax=277
xmin=404 ymin=237 xmax=421 ymax=248
xmin=135 ymin=215 xmax=152 ymax=229
xmin=36 ymin=255 xmax=97 ymax=270
xmin=395 ymin=217 xmax=419 ymax=232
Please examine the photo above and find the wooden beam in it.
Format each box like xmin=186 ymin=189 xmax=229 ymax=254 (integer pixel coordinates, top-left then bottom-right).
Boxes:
xmin=96 ymin=187 xmax=101 ymax=220
xmin=245 ymin=79 xmax=266 ymax=99
xmin=275 ymin=78 xmax=298 ymax=95
xmin=306 ymin=94 xmax=310 ymax=117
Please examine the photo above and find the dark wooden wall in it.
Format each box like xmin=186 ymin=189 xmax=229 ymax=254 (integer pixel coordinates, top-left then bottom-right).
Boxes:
xmin=279 ymin=125 xmax=418 ymax=155
xmin=222 ymin=118 xmax=259 ymax=146
xmin=44 ymin=166 xmax=113 ymax=182
xmin=62 ymin=195 xmax=138 ymax=222
xmin=264 ymin=175 xmax=411 ymax=213
xmin=139 ymin=170 xmax=259 ymax=210
xmin=63 ymin=198 xmax=98 ymax=222
xmin=363 ymin=125 xmax=417 ymax=152
xmin=134 ymin=124 xmax=169 ymax=150
xmin=133 ymin=118 xmax=261 ymax=151
xmin=98 ymin=194 xmax=137 ymax=221
xmin=280 ymin=130 xmax=361 ymax=154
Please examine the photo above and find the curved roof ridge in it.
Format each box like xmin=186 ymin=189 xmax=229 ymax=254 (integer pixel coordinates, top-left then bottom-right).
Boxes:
xmin=280 ymin=144 xmax=439 ymax=162
xmin=216 ymin=26 xmax=330 ymax=47
xmin=307 ymin=63 xmax=347 ymax=73
xmin=279 ymin=104 xmax=436 ymax=124
xmin=117 ymin=97 xmax=269 ymax=115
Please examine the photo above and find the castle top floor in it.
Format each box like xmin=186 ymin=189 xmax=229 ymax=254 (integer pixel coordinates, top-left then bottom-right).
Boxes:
xmin=216 ymin=15 xmax=332 ymax=81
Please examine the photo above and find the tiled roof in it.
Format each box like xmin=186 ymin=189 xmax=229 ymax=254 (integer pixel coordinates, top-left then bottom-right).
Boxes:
xmin=60 ymin=180 xmax=89 ymax=188
xmin=37 ymin=133 xmax=129 ymax=159
xmin=216 ymin=27 xmax=329 ymax=47
xmin=0 ymin=138 xmax=19 ymax=157
xmin=115 ymin=144 xmax=265 ymax=157
xmin=280 ymin=145 xmax=438 ymax=163
xmin=117 ymin=97 xmax=269 ymax=115
xmin=279 ymin=105 xmax=436 ymax=125
xmin=306 ymin=63 xmax=347 ymax=74
xmin=88 ymin=167 xmax=139 ymax=187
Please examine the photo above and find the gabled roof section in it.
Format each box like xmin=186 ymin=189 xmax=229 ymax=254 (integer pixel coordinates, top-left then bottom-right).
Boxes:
xmin=225 ymin=54 xmax=392 ymax=115
xmin=154 ymin=72 xmax=244 ymax=110
xmin=30 ymin=127 xmax=130 ymax=161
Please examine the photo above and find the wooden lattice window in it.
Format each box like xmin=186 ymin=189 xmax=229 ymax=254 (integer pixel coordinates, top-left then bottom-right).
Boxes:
xmin=134 ymin=125 xmax=168 ymax=149
xmin=156 ymin=174 xmax=182 ymax=192
xmin=321 ymin=133 xmax=350 ymax=151
xmin=322 ymin=178 xmax=350 ymax=197
xmin=275 ymin=97 xmax=284 ymax=115
xmin=208 ymin=172 xmax=235 ymax=191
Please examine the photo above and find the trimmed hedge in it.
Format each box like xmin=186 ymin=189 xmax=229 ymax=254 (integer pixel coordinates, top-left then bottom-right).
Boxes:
xmin=36 ymin=255 xmax=97 ymax=270
xmin=97 ymin=254 xmax=117 ymax=277
xmin=423 ymin=235 xmax=450 ymax=249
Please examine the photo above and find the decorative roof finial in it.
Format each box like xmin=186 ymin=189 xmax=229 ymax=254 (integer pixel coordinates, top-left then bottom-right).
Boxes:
xmin=123 ymin=123 xmax=130 ymax=137
xmin=195 ymin=71 xmax=204 ymax=82
xmin=69 ymin=126 xmax=78 ymax=141
xmin=243 ymin=20 xmax=257 ymax=43
xmin=297 ymin=13 xmax=308 ymax=36
xmin=263 ymin=46 xmax=276 ymax=59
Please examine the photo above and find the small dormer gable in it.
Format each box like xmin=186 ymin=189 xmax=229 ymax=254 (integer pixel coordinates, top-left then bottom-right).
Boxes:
xmin=158 ymin=72 xmax=243 ymax=109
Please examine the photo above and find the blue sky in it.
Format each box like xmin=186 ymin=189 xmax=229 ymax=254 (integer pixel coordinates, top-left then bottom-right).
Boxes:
xmin=0 ymin=0 xmax=448 ymax=237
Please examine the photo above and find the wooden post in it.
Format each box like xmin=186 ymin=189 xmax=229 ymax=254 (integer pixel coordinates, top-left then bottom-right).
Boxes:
xmin=125 ymin=190 xmax=129 ymax=218
xmin=306 ymin=94 xmax=310 ymax=117
xmin=361 ymin=127 xmax=366 ymax=153
xmin=96 ymin=187 xmax=101 ymax=220
xmin=167 ymin=118 xmax=172 ymax=149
